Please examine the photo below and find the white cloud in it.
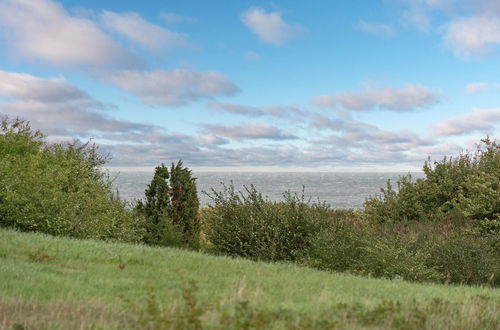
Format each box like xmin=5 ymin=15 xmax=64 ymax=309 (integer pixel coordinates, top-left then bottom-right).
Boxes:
xmin=400 ymin=0 xmax=500 ymax=56
xmin=444 ymin=15 xmax=500 ymax=56
xmin=310 ymin=113 xmax=433 ymax=148
xmin=0 ymin=70 xmax=157 ymax=138
xmin=0 ymin=71 xmax=87 ymax=102
xmin=204 ymin=123 xmax=297 ymax=140
xmin=240 ymin=7 xmax=303 ymax=45
xmin=401 ymin=0 xmax=452 ymax=31
xmin=465 ymin=82 xmax=500 ymax=94
xmin=0 ymin=73 xmax=439 ymax=168
xmin=465 ymin=82 xmax=490 ymax=94
xmin=207 ymin=102 xmax=307 ymax=118
xmin=101 ymin=11 xmax=189 ymax=53
xmin=198 ymin=134 xmax=229 ymax=146
xmin=306 ymin=111 xmax=437 ymax=166
xmin=357 ymin=20 xmax=395 ymax=37
xmin=433 ymin=108 xmax=500 ymax=136
xmin=0 ymin=0 xmax=140 ymax=69
xmin=160 ymin=12 xmax=197 ymax=24
xmin=311 ymin=84 xmax=441 ymax=111
xmin=106 ymin=69 xmax=239 ymax=106
xmin=244 ymin=51 xmax=262 ymax=61
xmin=102 ymin=142 xmax=303 ymax=167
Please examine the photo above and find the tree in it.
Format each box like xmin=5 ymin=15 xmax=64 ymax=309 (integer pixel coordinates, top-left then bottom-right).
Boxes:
xmin=364 ymin=138 xmax=499 ymax=227
xmin=138 ymin=161 xmax=200 ymax=248
xmin=0 ymin=116 xmax=143 ymax=242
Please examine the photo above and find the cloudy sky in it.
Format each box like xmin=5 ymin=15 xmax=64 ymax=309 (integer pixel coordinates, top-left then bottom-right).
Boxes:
xmin=0 ymin=0 xmax=499 ymax=170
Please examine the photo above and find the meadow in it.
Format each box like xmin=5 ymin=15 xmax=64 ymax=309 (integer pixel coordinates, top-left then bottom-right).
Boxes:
xmin=1 ymin=228 xmax=499 ymax=329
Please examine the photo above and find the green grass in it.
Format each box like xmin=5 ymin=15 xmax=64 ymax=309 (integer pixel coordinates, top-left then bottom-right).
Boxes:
xmin=0 ymin=228 xmax=499 ymax=329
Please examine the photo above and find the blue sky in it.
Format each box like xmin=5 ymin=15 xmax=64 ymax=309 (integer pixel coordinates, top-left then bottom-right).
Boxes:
xmin=0 ymin=0 xmax=499 ymax=170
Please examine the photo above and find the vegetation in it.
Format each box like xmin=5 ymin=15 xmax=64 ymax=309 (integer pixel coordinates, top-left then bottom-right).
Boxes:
xmin=203 ymin=185 xmax=498 ymax=286
xmin=305 ymin=218 xmax=499 ymax=285
xmin=1 ymin=228 xmax=498 ymax=329
xmin=202 ymin=139 xmax=499 ymax=286
xmin=1 ymin=116 xmax=498 ymax=328
xmin=136 ymin=161 xmax=200 ymax=248
xmin=0 ymin=117 xmax=143 ymax=242
xmin=203 ymin=184 xmax=336 ymax=262
xmin=364 ymin=138 xmax=499 ymax=226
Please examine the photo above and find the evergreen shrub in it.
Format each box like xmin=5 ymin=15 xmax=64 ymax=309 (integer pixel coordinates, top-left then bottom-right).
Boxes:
xmin=136 ymin=161 xmax=200 ymax=248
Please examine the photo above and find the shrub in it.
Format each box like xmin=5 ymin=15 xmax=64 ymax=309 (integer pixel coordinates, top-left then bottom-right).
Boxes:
xmin=0 ymin=117 xmax=143 ymax=242
xmin=364 ymin=138 xmax=500 ymax=225
xmin=358 ymin=232 xmax=444 ymax=283
xmin=304 ymin=220 xmax=445 ymax=282
xmin=305 ymin=215 xmax=499 ymax=285
xmin=136 ymin=161 xmax=200 ymax=248
xmin=203 ymin=183 xmax=333 ymax=262
xmin=426 ymin=230 xmax=499 ymax=286
xmin=303 ymin=219 xmax=368 ymax=273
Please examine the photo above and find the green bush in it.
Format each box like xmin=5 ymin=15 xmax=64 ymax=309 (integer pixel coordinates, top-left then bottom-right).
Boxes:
xmin=136 ymin=161 xmax=200 ymax=248
xmin=0 ymin=117 xmax=143 ymax=242
xmin=426 ymin=230 xmax=499 ymax=286
xmin=303 ymin=219 xmax=368 ymax=273
xmin=304 ymin=216 xmax=498 ymax=285
xmin=358 ymin=232 xmax=444 ymax=283
xmin=304 ymin=220 xmax=444 ymax=282
xmin=364 ymin=138 xmax=500 ymax=225
xmin=203 ymin=183 xmax=333 ymax=262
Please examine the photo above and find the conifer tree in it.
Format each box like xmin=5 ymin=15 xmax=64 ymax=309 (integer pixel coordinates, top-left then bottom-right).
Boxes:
xmin=138 ymin=161 xmax=200 ymax=247
xmin=169 ymin=161 xmax=200 ymax=246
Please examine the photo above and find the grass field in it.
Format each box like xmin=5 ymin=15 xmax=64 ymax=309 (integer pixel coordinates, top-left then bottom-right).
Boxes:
xmin=0 ymin=228 xmax=499 ymax=329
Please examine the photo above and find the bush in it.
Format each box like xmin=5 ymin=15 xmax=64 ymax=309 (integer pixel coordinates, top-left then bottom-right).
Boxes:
xmin=303 ymin=219 xmax=368 ymax=273
xmin=304 ymin=215 xmax=498 ymax=285
xmin=136 ymin=161 xmax=200 ymax=248
xmin=358 ymin=229 xmax=444 ymax=283
xmin=203 ymin=183 xmax=333 ymax=262
xmin=364 ymin=138 xmax=500 ymax=225
xmin=304 ymin=220 xmax=444 ymax=282
xmin=0 ymin=117 xmax=143 ymax=242
xmin=426 ymin=230 xmax=499 ymax=286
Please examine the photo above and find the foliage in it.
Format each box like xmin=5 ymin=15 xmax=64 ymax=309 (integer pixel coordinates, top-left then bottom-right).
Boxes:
xmin=202 ymin=178 xmax=498 ymax=286
xmin=0 ymin=117 xmax=143 ymax=242
xmin=203 ymin=183 xmax=334 ymax=262
xmin=137 ymin=161 xmax=200 ymax=248
xmin=426 ymin=230 xmax=499 ymax=286
xmin=303 ymin=220 xmax=440 ymax=282
xmin=303 ymin=219 xmax=368 ymax=273
xmin=304 ymin=217 xmax=498 ymax=285
xmin=356 ymin=230 xmax=444 ymax=283
xmin=364 ymin=138 xmax=500 ymax=226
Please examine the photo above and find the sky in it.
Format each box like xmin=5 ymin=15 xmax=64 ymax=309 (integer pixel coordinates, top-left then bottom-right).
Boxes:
xmin=0 ymin=0 xmax=499 ymax=171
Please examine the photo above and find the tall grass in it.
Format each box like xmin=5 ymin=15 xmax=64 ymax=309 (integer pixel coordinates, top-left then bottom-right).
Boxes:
xmin=1 ymin=228 xmax=499 ymax=329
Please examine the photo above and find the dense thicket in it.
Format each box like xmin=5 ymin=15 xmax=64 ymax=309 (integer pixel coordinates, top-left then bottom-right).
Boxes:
xmin=203 ymin=184 xmax=344 ymax=261
xmin=364 ymin=138 xmax=499 ymax=228
xmin=0 ymin=117 xmax=143 ymax=242
xmin=308 ymin=139 xmax=499 ymax=285
xmin=136 ymin=161 xmax=200 ymax=248
xmin=203 ymin=140 xmax=499 ymax=286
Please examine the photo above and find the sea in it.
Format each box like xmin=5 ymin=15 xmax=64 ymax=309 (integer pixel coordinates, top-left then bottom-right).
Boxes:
xmin=109 ymin=171 xmax=425 ymax=209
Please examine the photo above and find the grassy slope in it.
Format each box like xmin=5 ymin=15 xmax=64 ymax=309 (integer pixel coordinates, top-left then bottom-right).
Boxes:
xmin=1 ymin=228 xmax=499 ymax=329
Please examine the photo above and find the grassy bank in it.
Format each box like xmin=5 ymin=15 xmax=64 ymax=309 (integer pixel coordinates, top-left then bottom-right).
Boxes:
xmin=1 ymin=228 xmax=499 ymax=329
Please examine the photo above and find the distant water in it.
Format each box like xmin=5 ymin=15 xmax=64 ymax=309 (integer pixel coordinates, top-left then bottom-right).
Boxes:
xmin=109 ymin=171 xmax=424 ymax=209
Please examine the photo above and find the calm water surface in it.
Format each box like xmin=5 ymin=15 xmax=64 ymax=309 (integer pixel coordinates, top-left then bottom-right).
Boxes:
xmin=109 ymin=171 xmax=424 ymax=209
